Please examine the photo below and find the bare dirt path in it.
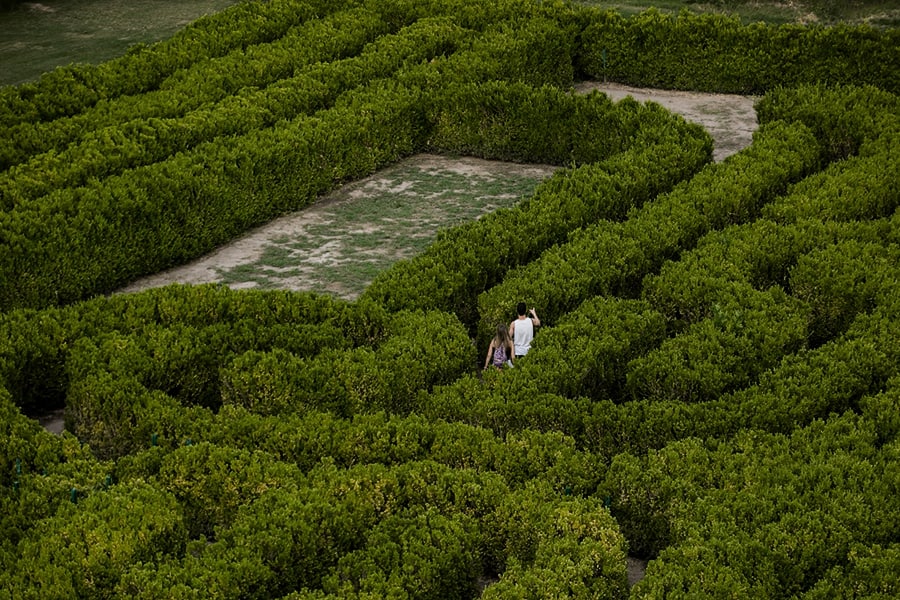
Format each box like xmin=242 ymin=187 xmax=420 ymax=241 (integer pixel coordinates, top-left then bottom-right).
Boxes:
xmin=117 ymin=155 xmax=557 ymax=297
xmin=118 ymin=84 xmax=759 ymax=297
xmin=576 ymin=82 xmax=759 ymax=162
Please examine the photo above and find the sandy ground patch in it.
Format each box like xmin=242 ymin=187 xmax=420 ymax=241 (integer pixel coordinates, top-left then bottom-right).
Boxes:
xmin=576 ymin=82 xmax=759 ymax=162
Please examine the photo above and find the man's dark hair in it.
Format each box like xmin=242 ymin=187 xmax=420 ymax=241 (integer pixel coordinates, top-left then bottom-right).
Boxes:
xmin=517 ymin=302 xmax=527 ymax=316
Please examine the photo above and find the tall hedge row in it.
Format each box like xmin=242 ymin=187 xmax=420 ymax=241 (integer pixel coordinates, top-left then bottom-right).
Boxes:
xmin=603 ymin=407 xmax=900 ymax=588
xmin=2 ymin=404 xmax=621 ymax=597
xmin=755 ymin=83 xmax=900 ymax=161
xmin=414 ymin=83 xmax=895 ymax=436
xmin=363 ymin=120 xmax=712 ymax=327
xmin=417 ymin=93 xmax=900 ymax=458
xmin=577 ymin=8 xmax=900 ymax=94
xmin=5 ymin=0 xmax=897 ymax=132
xmin=0 ymin=7 xmax=393 ymax=174
xmin=476 ymin=119 xmax=821 ymax=343
xmin=0 ymin=285 xmax=385 ymax=415
xmin=0 ymin=84 xmax=424 ymax=311
xmin=3 ymin=0 xmax=898 ymax=313
xmin=0 ymin=11 xmax=590 ymax=312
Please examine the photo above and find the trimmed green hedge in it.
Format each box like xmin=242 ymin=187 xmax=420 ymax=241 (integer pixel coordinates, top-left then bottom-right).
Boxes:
xmin=109 ymin=458 xmax=621 ymax=600
xmin=0 ymin=285 xmax=383 ymax=416
xmin=577 ymin=8 xmax=900 ymax=94
xmin=4 ymin=2 xmax=900 ymax=597
xmin=0 ymin=13 xmax=587 ymax=312
xmin=0 ymin=7 xmax=392 ymax=174
xmin=7 ymin=480 xmax=187 ymax=597
xmin=604 ymin=408 xmax=900 ymax=588
xmin=761 ymin=128 xmax=900 ymax=224
xmin=0 ymin=80 xmax=426 ymax=311
xmin=219 ymin=309 xmax=476 ymax=419
xmin=477 ymin=119 xmax=821 ymax=346
xmin=756 ymin=83 xmax=900 ymax=161
xmin=0 ymin=0 xmax=347 ymax=129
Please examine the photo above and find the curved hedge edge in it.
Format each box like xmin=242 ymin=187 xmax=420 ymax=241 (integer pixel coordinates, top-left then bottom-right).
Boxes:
xmin=364 ymin=110 xmax=711 ymax=328
xmin=476 ymin=118 xmax=821 ymax=354
xmin=755 ymin=83 xmax=900 ymax=162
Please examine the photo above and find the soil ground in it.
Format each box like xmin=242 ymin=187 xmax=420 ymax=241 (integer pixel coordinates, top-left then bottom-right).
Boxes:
xmin=118 ymin=83 xmax=759 ymax=297
xmin=117 ymin=155 xmax=557 ymax=298
xmin=576 ymin=82 xmax=759 ymax=163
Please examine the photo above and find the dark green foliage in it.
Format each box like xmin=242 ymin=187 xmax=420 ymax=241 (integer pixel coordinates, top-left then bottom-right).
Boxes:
xmin=482 ymin=483 xmax=629 ymax=598
xmin=755 ymin=83 xmax=900 ymax=161
xmin=626 ymin=286 xmax=809 ymax=403
xmin=7 ymin=480 xmax=187 ymax=598
xmin=803 ymin=543 xmax=900 ymax=599
xmin=790 ymin=240 xmax=900 ymax=345
xmin=761 ymin=126 xmax=900 ymax=223
xmin=0 ymin=0 xmax=341 ymax=129
xmin=2 ymin=1 xmax=900 ymax=598
xmin=615 ymin=413 xmax=900 ymax=593
xmin=0 ymin=7 xmax=393 ymax=175
xmin=578 ymin=9 xmax=900 ymax=94
xmin=0 ymin=7 xmax=596 ymax=312
xmin=155 ymin=442 xmax=305 ymax=539
xmin=500 ymin=297 xmax=667 ymax=401
xmin=220 ymin=309 xmax=475 ymax=417
xmin=0 ymin=285 xmax=388 ymax=458
xmin=478 ymin=119 xmax=820 ymax=348
xmin=0 ymin=388 xmax=56 ymax=487
xmin=320 ymin=509 xmax=481 ymax=599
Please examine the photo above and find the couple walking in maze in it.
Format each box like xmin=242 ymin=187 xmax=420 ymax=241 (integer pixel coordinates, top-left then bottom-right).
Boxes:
xmin=484 ymin=302 xmax=541 ymax=370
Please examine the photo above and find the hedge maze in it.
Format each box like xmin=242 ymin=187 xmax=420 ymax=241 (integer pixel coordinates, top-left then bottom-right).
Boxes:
xmin=2 ymin=0 xmax=900 ymax=597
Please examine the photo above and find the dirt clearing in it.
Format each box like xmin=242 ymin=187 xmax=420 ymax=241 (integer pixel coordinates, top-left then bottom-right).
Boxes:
xmin=117 ymin=155 xmax=556 ymax=298
xmin=576 ymin=82 xmax=759 ymax=162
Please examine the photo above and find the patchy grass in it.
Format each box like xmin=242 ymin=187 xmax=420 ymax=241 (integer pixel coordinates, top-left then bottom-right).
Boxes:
xmin=214 ymin=155 xmax=557 ymax=298
xmin=0 ymin=0 xmax=239 ymax=87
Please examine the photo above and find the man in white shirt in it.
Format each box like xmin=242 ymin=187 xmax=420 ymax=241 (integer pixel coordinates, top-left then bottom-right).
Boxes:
xmin=509 ymin=302 xmax=540 ymax=359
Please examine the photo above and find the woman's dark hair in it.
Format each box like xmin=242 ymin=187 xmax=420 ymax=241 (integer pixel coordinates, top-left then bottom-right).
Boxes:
xmin=495 ymin=323 xmax=511 ymax=346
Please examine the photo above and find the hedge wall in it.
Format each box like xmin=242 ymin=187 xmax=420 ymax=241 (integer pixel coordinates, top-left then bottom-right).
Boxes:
xmin=577 ymin=8 xmax=900 ymax=94
xmin=3 ymin=0 xmax=900 ymax=597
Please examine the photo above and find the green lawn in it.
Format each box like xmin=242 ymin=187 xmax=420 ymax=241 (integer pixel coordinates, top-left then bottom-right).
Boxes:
xmin=0 ymin=0 xmax=240 ymax=87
